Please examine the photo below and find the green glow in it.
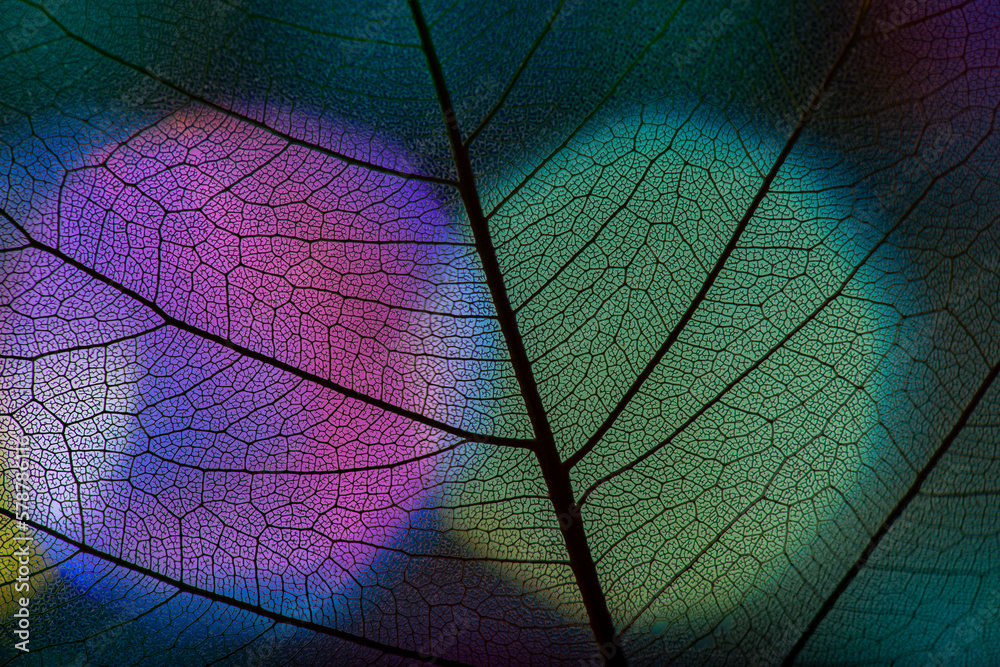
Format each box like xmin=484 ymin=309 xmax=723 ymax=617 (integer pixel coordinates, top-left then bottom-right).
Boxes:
xmin=451 ymin=100 xmax=905 ymax=629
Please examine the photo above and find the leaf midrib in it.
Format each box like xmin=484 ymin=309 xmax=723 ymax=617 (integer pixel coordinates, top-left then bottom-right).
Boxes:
xmin=406 ymin=0 xmax=630 ymax=663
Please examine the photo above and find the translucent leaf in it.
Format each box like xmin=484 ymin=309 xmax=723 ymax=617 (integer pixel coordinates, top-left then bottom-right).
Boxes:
xmin=2 ymin=0 xmax=999 ymax=665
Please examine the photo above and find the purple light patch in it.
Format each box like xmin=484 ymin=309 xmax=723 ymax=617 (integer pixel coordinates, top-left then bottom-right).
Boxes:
xmin=38 ymin=104 xmax=455 ymax=611
xmin=58 ymin=105 xmax=452 ymax=412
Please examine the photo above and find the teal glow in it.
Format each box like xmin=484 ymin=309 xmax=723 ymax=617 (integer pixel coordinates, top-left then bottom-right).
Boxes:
xmin=451 ymin=99 xmax=912 ymax=630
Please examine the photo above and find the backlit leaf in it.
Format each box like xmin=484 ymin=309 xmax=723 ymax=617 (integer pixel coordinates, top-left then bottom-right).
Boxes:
xmin=2 ymin=0 xmax=999 ymax=665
